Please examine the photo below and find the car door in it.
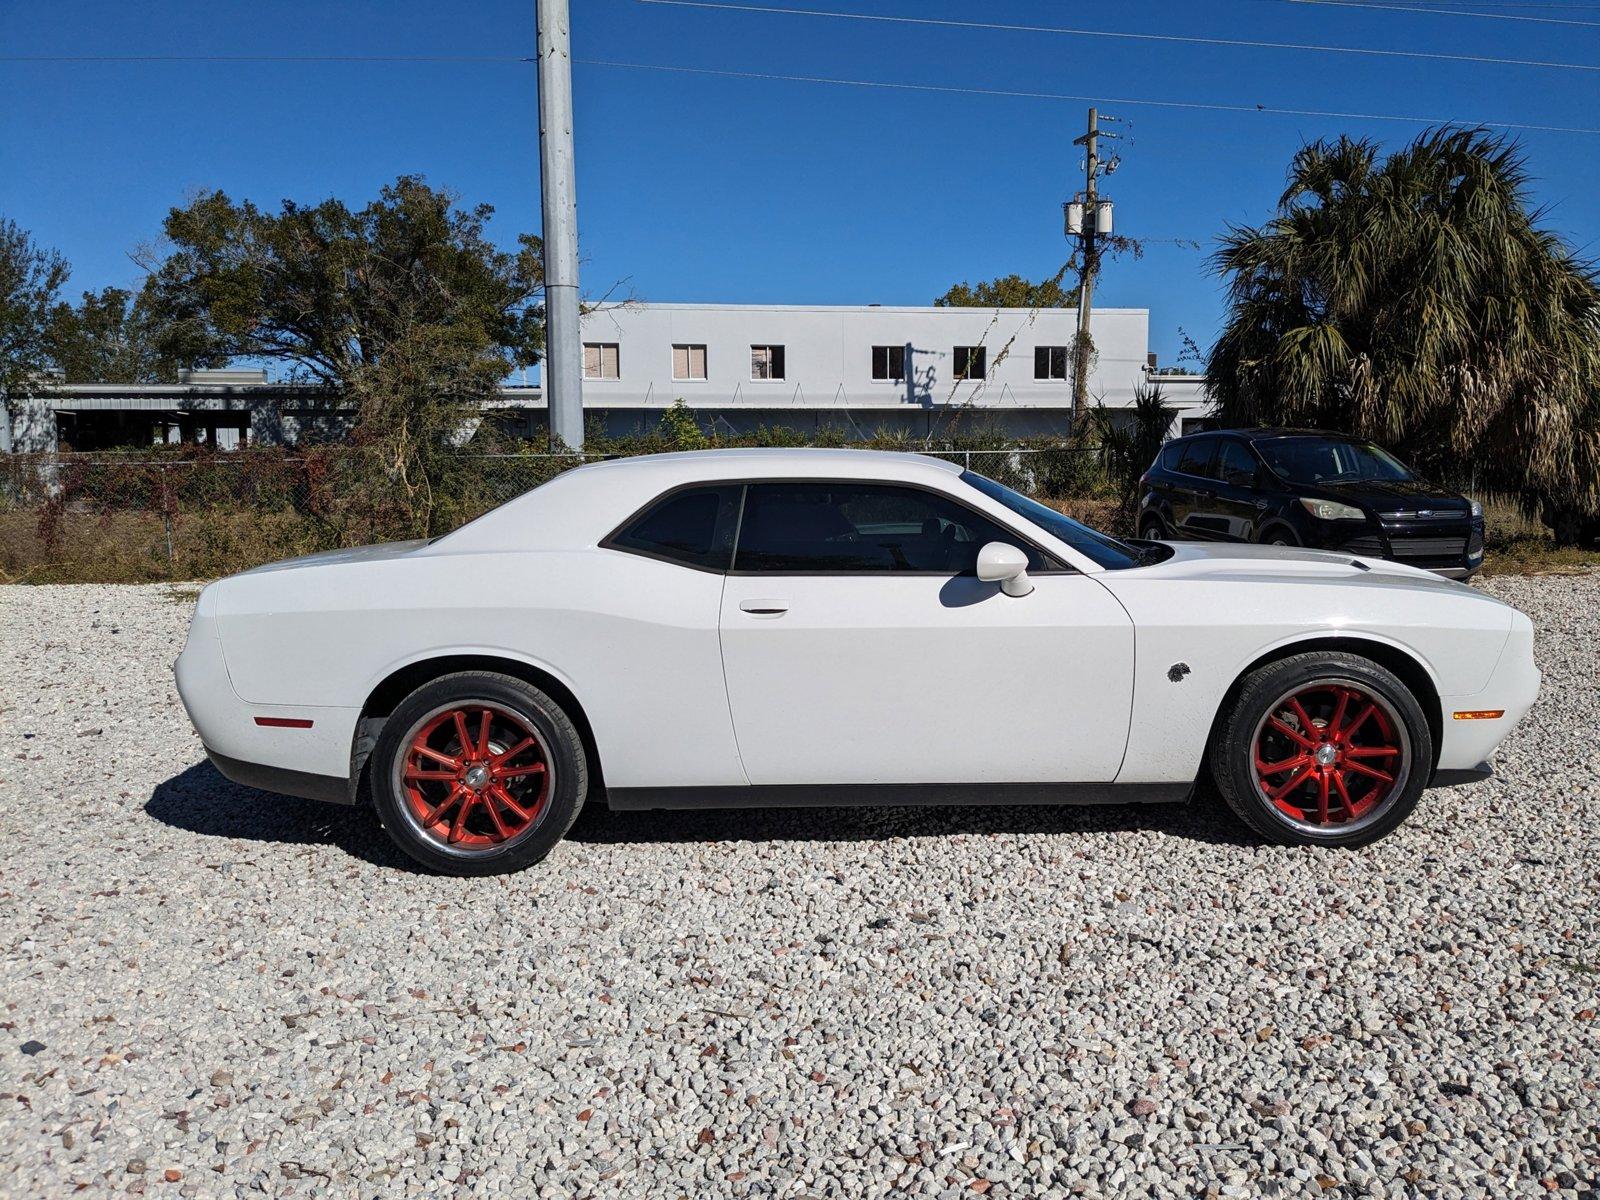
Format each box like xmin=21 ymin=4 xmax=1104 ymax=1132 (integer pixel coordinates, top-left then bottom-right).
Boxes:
xmin=717 ymin=480 xmax=1136 ymax=785
xmin=1169 ymin=438 xmax=1220 ymax=538
xmin=1209 ymin=438 xmax=1269 ymax=541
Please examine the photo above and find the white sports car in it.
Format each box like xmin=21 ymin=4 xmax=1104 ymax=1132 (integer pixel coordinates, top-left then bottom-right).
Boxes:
xmin=175 ymin=448 xmax=1539 ymax=875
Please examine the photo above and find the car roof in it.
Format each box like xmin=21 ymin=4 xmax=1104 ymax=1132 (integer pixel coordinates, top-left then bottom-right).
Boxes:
xmin=572 ymin=446 xmax=963 ymax=482
xmin=1185 ymin=428 xmax=1364 ymax=443
xmin=431 ymin=448 xmax=969 ymax=558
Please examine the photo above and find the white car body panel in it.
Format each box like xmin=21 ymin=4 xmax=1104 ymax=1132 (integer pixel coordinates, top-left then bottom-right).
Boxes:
xmin=173 ymin=448 xmax=1539 ymax=810
xmin=719 ymin=572 xmax=1133 ymax=784
xmin=1095 ymin=543 xmax=1527 ymax=782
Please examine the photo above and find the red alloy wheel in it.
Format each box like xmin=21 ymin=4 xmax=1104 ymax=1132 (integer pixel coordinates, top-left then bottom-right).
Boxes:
xmin=1251 ymin=682 xmax=1407 ymax=829
xmin=399 ymin=703 xmax=553 ymax=851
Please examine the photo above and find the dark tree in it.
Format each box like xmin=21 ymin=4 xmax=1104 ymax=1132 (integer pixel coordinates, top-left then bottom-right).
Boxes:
xmin=1 ymin=218 xmax=70 ymax=396
xmin=142 ymin=175 xmax=545 ymax=389
xmin=44 ymin=285 xmax=220 ymax=383
xmin=1208 ymin=127 xmax=1600 ymax=526
xmin=935 ymin=273 xmax=1071 ymax=309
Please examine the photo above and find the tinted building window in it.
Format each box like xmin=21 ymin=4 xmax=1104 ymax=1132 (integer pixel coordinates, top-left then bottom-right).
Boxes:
xmin=1035 ymin=346 xmax=1069 ymax=380
xmin=734 ymin=482 xmax=1043 ymax=574
xmin=871 ymin=345 xmax=906 ymax=381
xmin=609 ymin=486 xmax=741 ymax=570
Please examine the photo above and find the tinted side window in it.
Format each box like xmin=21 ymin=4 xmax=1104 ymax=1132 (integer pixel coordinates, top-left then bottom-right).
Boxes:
xmin=1174 ymin=439 xmax=1217 ymax=478
xmin=1215 ymin=441 xmax=1259 ymax=487
xmin=1159 ymin=443 xmax=1182 ymax=471
xmin=734 ymin=482 xmax=1045 ymax=574
xmin=609 ymin=485 xmax=741 ymax=570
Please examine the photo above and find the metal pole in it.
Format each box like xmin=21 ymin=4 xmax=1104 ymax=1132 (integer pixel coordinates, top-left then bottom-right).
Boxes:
xmin=1071 ymin=107 xmax=1098 ymax=427
xmin=536 ymin=0 xmax=584 ymax=451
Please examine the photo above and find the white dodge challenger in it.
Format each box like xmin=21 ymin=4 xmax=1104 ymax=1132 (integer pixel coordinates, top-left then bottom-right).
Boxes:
xmin=175 ymin=448 xmax=1539 ymax=875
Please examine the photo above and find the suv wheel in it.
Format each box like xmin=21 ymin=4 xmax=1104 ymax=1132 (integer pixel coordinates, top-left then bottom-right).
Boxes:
xmin=1139 ymin=513 xmax=1167 ymax=540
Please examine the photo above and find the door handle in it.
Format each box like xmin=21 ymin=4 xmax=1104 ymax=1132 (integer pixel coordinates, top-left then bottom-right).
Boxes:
xmin=1195 ymin=488 xmax=1214 ymax=499
xmin=739 ymin=599 xmax=790 ymax=617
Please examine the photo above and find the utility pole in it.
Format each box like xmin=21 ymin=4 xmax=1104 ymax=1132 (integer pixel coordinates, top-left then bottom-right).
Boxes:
xmin=1070 ymin=108 xmax=1098 ymax=426
xmin=536 ymin=0 xmax=584 ymax=451
xmin=1066 ymin=106 xmax=1118 ymax=429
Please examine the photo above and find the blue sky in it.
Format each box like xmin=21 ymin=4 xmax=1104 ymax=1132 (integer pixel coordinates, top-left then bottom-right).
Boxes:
xmin=2 ymin=0 xmax=1597 ymax=367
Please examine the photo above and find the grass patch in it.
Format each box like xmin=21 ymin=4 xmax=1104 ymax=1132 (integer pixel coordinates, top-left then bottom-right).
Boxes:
xmin=1480 ymin=536 xmax=1600 ymax=577
xmin=0 ymin=508 xmax=331 ymax=584
xmin=1480 ymin=501 xmax=1600 ymax=576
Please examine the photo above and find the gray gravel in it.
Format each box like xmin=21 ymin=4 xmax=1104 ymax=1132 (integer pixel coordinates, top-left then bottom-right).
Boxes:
xmin=1 ymin=575 xmax=1597 ymax=1199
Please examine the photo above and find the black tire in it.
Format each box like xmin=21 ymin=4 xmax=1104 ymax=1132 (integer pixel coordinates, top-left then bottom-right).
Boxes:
xmin=1208 ymin=651 xmax=1433 ymax=848
xmin=370 ymin=671 xmax=589 ymax=876
xmin=1259 ymin=524 xmax=1299 ymax=547
xmin=1138 ymin=513 xmax=1167 ymax=540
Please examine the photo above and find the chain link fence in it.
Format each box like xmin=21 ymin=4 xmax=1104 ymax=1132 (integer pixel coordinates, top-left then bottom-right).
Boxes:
xmin=1 ymin=444 xmax=1112 ymax=583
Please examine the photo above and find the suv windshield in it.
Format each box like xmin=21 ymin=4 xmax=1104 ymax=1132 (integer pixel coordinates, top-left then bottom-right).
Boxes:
xmin=961 ymin=471 xmax=1156 ymax=570
xmin=1255 ymin=437 xmax=1416 ymax=486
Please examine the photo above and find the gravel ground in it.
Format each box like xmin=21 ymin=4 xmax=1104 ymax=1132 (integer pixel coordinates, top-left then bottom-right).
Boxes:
xmin=1 ymin=577 xmax=1597 ymax=1200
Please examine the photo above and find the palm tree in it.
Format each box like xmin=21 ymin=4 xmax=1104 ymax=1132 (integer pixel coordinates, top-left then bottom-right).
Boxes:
xmin=1207 ymin=127 xmax=1600 ymax=535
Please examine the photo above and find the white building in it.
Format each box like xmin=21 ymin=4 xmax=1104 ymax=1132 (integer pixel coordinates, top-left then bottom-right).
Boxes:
xmin=571 ymin=302 xmax=1208 ymax=439
xmin=2 ymin=303 xmax=1210 ymax=452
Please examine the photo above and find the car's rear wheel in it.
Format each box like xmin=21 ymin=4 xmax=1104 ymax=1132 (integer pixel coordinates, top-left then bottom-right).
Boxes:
xmin=1209 ymin=652 xmax=1432 ymax=847
xmin=370 ymin=672 xmax=588 ymax=875
xmin=1139 ymin=513 xmax=1167 ymax=540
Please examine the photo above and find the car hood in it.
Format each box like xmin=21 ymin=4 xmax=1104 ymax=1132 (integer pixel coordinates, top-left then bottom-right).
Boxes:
xmin=1308 ymin=477 xmax=1470 ymax=513
xmin=233 ymin=539 xmax=433 ymax=576
xmin=1123 ymin=539 xmax=1484 ymax=596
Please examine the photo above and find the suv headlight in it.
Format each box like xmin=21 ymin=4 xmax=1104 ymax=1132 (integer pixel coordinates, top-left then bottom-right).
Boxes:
xmin=1471 ymin=499 xmax=1483 ymax=519
xmin=1299 ymin=497 xmax=1366 ymax=521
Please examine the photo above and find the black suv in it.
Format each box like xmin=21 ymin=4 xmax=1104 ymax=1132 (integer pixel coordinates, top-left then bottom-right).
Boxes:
xmin=1137 ymin=429 xmax=1484 ymax=578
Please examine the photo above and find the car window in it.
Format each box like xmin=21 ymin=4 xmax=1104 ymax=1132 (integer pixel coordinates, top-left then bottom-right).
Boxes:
xmin=961 ymin=472 xmax=1153 ymax=570
xmin=1256 ymin=437 xmax=1417 ymax=485
xmin=1215 ymin=440 xmax=1258 ymax=487
xmin=734 ymin=482 xmax=1046 ymax=574
xmin=608 ymin=485 xmax=742 ymax=570
xmin=1174 ymin=438 xmax=1217 ymax=478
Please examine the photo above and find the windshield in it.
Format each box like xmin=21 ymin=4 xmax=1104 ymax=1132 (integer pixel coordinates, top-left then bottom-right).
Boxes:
xmin=960 ymin=471 xmax=1153 ymax=570
xmin=1255 ymin=437 xmax=1416 ymax=486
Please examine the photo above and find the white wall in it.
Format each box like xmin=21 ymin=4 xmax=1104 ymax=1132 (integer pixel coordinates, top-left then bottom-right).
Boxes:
xmin=576 ymin=303 xmax=1151 ymax=413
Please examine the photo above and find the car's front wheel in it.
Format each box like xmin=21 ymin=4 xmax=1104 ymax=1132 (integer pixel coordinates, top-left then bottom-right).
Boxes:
xmin=370 ymin=672 xmax=588 ymax=875
xmin=1209 ymin=652 xmax=1432 ymax=847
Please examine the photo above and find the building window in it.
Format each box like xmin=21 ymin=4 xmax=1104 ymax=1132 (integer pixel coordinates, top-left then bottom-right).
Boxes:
xmin=953 ymin=346 xmax=987 ymax=381
xmin=1034 ymin=346 xmax=1069 ymax=380
xmin=871 ymin=345 xmax=906 ymax=381
xmin=751 ymin=344 xmax=786 ymax=381
xmin=672 ymin=344 xmax=708 ymax=380
xmin=583 ymin=342 xmax=620 ymax=380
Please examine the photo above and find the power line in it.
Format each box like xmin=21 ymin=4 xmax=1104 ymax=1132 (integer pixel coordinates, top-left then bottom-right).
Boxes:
xmin=1355 ymin=2 xmax=1600 ymax=8
xmin=576 ymin=58 xmax=1600 ymax=136
xmin=1267 ymin=0 xmax=1600 ymax=8
xmin=0 ymin=54 xmax=534 ymax=63
xmin=637 ymin=0 xmax=1600 ymax=72
xmin=1264 ymin=0 xmax=1600 ymax=25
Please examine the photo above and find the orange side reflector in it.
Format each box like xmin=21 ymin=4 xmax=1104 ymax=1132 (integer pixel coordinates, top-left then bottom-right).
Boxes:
xmin=255 ymin=716 xmax=314 ymax=729
xmin=1452 ymin=710 xmax=1504 ymax=721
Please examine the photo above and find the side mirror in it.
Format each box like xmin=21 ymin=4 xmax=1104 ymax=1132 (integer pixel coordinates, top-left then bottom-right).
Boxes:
xmin=977 ymin=542 xmax=1034 ymax=597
